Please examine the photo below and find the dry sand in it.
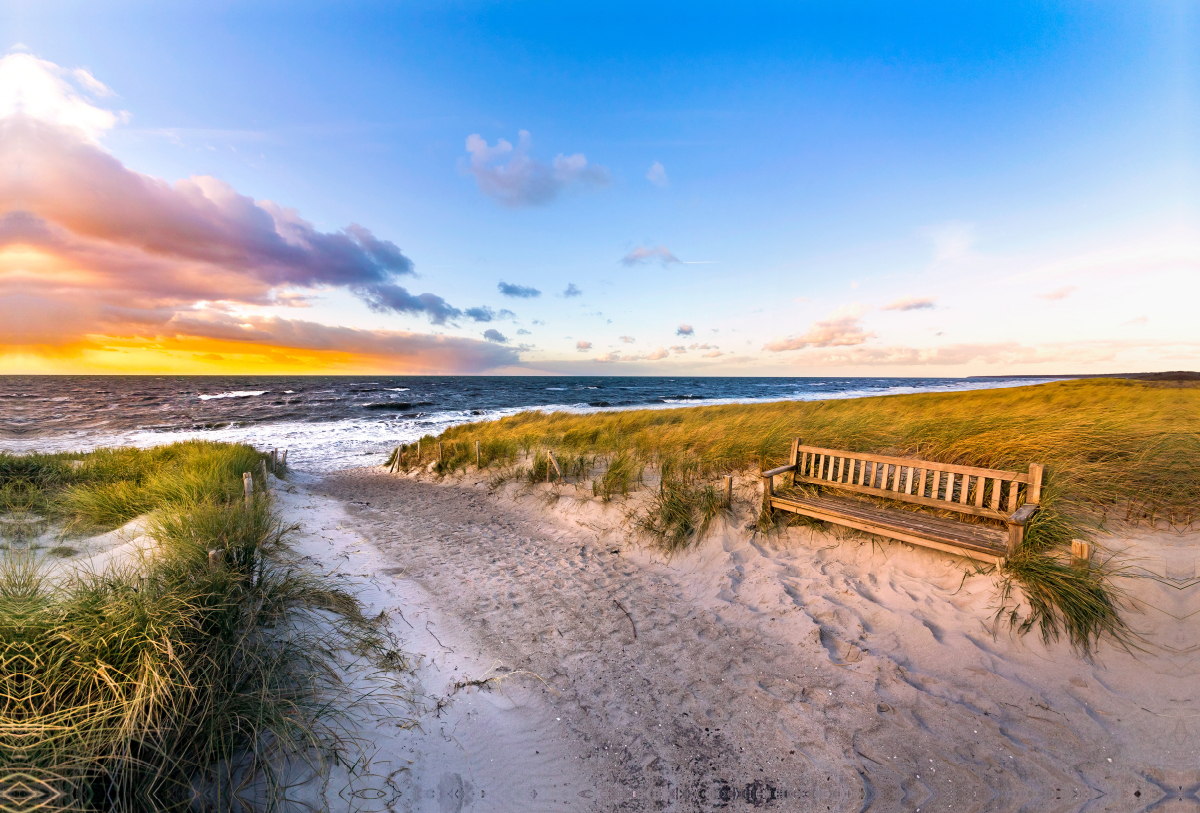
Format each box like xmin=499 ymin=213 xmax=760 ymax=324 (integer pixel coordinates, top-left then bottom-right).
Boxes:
xmin=276 ymin=468 xmax=1196 ymax=812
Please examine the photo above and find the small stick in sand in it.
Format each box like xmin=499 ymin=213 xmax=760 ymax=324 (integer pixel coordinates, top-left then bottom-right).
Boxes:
xmin=243 ymin=472 xmax=252 ymax=507
xmin=725 ymin=475 xmax=734 ymax=506
xmin=613 ymin=599 xmax=637 ymax=639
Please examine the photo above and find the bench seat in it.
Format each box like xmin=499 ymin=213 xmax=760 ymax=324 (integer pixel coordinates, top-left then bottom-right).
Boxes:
xmin=769 ymin=493 xmax=1010 ymax=564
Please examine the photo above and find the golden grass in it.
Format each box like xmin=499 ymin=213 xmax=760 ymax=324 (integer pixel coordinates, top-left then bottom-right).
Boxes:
xmin=0 ymin=442 xmax=409 ymax=811
xmin=427 ymin=379 xmax=1199 ymax=653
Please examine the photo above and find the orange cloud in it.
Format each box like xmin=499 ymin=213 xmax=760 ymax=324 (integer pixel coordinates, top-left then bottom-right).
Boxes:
xmin=1 ymin=55 xmax=522 ymax=373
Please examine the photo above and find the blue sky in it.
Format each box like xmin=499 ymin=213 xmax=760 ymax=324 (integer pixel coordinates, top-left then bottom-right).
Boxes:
xmin=2 ymin=1 xmax=1196 ymax=374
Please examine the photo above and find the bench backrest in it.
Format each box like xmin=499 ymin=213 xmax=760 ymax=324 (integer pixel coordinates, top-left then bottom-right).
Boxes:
xmin=791 ymin=442 xmax=1042 ymax=522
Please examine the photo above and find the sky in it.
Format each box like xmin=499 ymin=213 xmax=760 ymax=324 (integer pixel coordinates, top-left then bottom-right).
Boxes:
xmin=1 ymin=1 xmax=1196 ymax=376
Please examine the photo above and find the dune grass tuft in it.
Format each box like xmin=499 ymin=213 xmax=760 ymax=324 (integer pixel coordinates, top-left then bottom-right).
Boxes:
xmin=0 ymin=441 xmax=409 ymax=811
xmin=436 ymin=379 xmax=1199 ymax=653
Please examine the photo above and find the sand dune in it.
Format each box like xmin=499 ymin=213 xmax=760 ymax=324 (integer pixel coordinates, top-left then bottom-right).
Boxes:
xmin=281 ymin=468 xmax=1195 ymax=812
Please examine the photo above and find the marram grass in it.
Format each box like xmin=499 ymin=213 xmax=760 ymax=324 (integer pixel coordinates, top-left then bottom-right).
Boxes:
xmin=417 ymin=379 xmax=1198 ymax=654
xmin=0 ymin=441 xmax=408 ymax=812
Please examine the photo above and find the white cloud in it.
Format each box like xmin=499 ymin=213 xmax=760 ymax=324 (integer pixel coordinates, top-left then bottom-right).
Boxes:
xmin=619 ymin=335 xmax=636 ymax=343
xmin=928 ymin=221 xmax=976 ymax=262
xmin=676 ymin=324 xmax=694 ymax=336
xmin=576 ymin=340 xmax=592 ymax=351
xmin=882 ymin=295 xmax=937 ymax=311
xmin=646 ymin=161 xmax=669 ymax=187
xmin=0 ymin=52 xmax=126 ymax=141
xmin=463 ymin=130 xmax=610 ymax=207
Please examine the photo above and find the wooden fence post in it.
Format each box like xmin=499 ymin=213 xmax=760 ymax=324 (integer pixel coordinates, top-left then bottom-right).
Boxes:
xmin=281 ymin=449 xmax=288 ymax=467
xmin=547 ymin=450 xmax=563 ymax=481
xmin=243 ymin=472 xmax=252 ymax=507
xmin=476 ymin=440 xmax=481 ymax=467
xmin=417 ymin=440 xmax=421 ymax=461
xmin=438 ymin=441 xmax=444 ymax=463
xmin=271 ymin=448 xmax=277 ymax=474
xmin=259 ymin=458 xmax=268 ymax=485
xmin=724 ymin=475 xmax=733 ymax=506
xmin=1071 ymin=539 xmax=1093 ymax=566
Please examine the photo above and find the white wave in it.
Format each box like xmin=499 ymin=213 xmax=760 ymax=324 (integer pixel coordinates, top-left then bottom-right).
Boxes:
xmin=198 ymin=391 xmax=266 ymax=401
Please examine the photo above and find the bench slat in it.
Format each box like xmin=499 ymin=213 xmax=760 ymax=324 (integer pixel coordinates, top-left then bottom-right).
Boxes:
xmin=793 ymin=472 xmax=1012 ymax=520
xmin=795 ymin=445 xmax=1027 ymax=482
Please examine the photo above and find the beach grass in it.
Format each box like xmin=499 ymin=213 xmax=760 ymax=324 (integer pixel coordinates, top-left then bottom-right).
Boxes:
xmin=0 ymin=441 xmax=404 ymax=811
xmin=420 ymin=378 xmax=1198 ymax=652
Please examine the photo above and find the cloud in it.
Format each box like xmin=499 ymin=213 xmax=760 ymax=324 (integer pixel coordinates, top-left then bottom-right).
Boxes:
xmin=498 ymin=280 xmax=540 ymax=298
xmin=676 ymin=324 xmax=694 ymax=336
xmin=562 ymin=283 xmax=582 ymax=297
xmin=702 ymin=350 xmax=724 ymax=358
xmin=461 ymin=306 xmax=513 ymax=322
xmin=882 ymin=295 xmax=937 ymax=311
xmin=619 ymin=335 xmax=636 ymax=343
xmin=1123 ymin=316 xmax=1148 ymax=326
xmin=516 ymin=328 xmax=531 ymax=335
xmin=670 ymin=345 xmax=687 ymax=354
xmin=621 ymin=245 xmax=680 ymax=266
xmin=646 ymin=161 xmax=669 ymax=187
xmin=0 ymin=53 xmax=125 ymax=141
xmin=928 ymin=221 xmax=976 ymax=262
xmin=0 ymin=55 xmax=521 ymax=372
xmin=594 ymin=346 xmax=670 ymax=363
xmin=763 ymin=307 xmax=874 ymax=351
xmin=576 ymin=340 xmax=592 ymax=351
xmin=359 ymin=285 xmax=460 ymax=325
xmin=773 ymin=339 xmax=1200 ymax=369
xmin=482 ymin=328 xmax=507 ymax=343
xmin=463 ymin=130 xmax=610 ymax=207
xmin=1039 ymin=286 xmax=1077 ymax=301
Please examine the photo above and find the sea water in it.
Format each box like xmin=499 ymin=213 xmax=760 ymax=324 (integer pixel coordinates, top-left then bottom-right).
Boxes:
xmin=0 ymin=375 xmax=1066 ymax=472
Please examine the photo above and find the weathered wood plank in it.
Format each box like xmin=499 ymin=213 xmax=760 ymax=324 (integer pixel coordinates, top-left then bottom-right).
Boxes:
xmin=794 ymin=445 xmax=1026 ymax=481
xmin=769 ymin=498 xmax=1006 ymax=564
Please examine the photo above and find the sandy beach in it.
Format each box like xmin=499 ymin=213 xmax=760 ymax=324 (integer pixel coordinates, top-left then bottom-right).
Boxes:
xmin=269 ymin=467 xmax=1196 ymax=812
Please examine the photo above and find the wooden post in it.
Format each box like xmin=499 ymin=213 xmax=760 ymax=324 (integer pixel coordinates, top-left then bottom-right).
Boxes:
xmin=1027 ymin=463 xmax=1044 ymax=505
xmin=1071 ymin=539 xmax=1093 ymax=566
xmin=260 ymin=458 xmax=268 ymax=485
xmin=417 ymin=440 xmax=421 ymax=461
xmin=438 ymin=441 xmax=444 ymax=463
xmin=243 ymin=472 xmax=252 ymax=507
xmin=281 ymin=449 xmax=288 ymax=467
xmin=724 ymin=475 xmax=733 ymax=507
xmin=547 ymin=450 xmax=563 ymax=481
xmin=476 ymin=440 xmax=481 ymax=467
xmin=208 ymin=548 xmax=223 ymax=572
xmin=271 ymin=448 xmax=277 ymax=474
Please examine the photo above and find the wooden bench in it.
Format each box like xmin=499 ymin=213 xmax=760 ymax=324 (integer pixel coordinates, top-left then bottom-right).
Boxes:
xmin=761 ymin=439 xmax=1043 ymax=565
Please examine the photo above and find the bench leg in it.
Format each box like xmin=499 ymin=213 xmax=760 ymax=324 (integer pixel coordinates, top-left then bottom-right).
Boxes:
xmin=1007 ymin=523 xmax=1023 ymax=557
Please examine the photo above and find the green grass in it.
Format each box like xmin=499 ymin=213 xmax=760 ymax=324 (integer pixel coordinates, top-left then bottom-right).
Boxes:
xmin=0 ymin=442 xmax=405 ymax=811
xmin=432 ymin=379 xmax=1199 ymax=653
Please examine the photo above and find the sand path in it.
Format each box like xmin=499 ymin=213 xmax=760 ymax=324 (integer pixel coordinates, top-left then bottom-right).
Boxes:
xmin=294 ymin=469 xmax=1195 ymax=812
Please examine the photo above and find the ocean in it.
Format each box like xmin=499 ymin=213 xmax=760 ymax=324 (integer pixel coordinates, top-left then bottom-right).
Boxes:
xmin=0 ymin=375 xmax=1066 ymax=472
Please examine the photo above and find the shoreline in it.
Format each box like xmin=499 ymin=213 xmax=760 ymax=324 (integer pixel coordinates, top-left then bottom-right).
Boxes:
xmin=281 ymin=465 xmax=1195 ymax=811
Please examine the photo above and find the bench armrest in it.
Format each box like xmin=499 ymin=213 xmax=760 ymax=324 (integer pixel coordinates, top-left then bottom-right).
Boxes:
xmin=762 ymin=464 xmax=796 ymax=478
xmin=1008 ymin=504 xmax=1039 ymax=525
